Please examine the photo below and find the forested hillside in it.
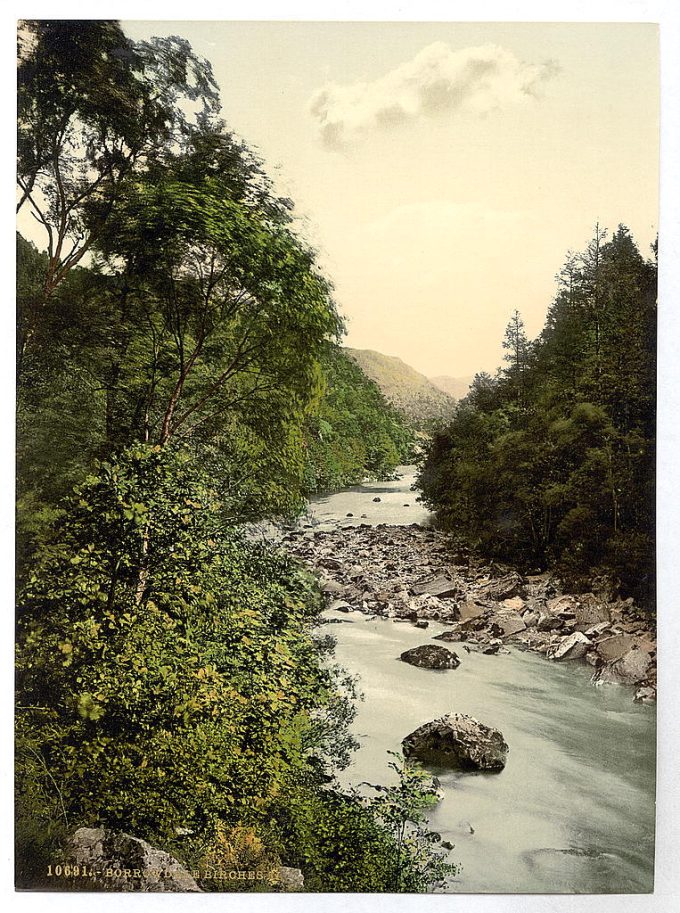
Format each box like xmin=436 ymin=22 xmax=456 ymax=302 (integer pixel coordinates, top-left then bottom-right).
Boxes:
xmin=418 ymin=226 xmax=656 ymax=604
xmin=304 ymin=345 xmax=414 ymax=491
xmin=15 ymin=21 xmax=450 ymax=892
xmin=344 ymin=348 xmax=455 ymax=429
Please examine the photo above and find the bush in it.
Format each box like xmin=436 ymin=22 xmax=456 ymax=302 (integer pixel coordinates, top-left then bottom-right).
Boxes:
xmin=16 ymin=446 xmax=341 ymax=870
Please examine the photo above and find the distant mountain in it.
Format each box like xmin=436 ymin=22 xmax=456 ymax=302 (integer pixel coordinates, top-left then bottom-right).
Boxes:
xmin=429 ymin=375 xmax=475 ymax=401
xmin=344 ymin=348 xmax=455 ymax=429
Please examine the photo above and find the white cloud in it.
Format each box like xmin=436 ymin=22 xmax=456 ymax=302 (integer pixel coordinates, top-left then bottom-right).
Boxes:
xmin=309 ymin=42 xmax=559 ymax=149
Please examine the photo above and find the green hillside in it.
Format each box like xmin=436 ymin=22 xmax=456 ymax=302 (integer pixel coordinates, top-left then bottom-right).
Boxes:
xmin=344 ymin=348 xmax=455 ymax=430
xmin=304 ymin=345 xmax=414 ymax=492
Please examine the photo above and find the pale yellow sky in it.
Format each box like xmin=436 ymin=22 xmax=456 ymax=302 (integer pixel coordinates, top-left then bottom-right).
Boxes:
xmin=18 ymin=21 xmax=659 ymax=378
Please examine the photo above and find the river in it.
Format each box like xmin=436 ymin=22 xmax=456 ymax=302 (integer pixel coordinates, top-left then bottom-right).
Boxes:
xmin=309 ymin=467 xmax=656 ymax=894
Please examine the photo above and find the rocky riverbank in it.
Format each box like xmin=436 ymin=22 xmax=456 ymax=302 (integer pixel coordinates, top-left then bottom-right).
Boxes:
xmin=284 ymin=521 xmax=656 ymax=703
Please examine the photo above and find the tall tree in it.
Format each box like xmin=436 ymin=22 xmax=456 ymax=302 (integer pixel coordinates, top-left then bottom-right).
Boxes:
xmin=17 ymin=20 xmax=220 ymax=369
xmin=502 ymin=309 xmax=530 ymax=409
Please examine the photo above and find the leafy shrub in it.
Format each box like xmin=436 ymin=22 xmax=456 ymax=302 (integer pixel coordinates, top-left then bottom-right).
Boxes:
xmin=16 ymin=446 xmax=344 ymax=869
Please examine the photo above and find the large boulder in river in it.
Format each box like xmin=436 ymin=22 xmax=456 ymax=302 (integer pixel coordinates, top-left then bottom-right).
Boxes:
xmin=402 ymin=713 xmax=508 ymax=770
xmin=400 ymin=644 xmax=460 ymax=669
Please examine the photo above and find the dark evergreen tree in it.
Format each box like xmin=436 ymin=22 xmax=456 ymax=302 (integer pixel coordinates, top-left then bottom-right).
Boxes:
xmin=418 ymin=225 xmax=656 ymax=605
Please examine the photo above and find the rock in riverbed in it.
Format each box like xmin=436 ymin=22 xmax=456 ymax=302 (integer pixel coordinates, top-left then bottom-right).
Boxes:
xmin=411 ymin=576 xmax=459 ymax=599
xmin=402 ymin=713 xmax=508 ymax=770
xmin=592 ymin=644 xmax=652 ymax=685
xmin=547 ymin=631 xmax=591 ymax=661
xmin=400 ymin=644 xmax=460 ymax=669
xmin=284 ymin=523 xmax=656 ymax=702
xmin=489 ymin=612 xmax=526 ymax=638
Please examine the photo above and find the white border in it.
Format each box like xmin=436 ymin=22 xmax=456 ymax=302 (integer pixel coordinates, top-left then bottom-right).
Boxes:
xmin=3 ymin=3 xmax=679 ymax=913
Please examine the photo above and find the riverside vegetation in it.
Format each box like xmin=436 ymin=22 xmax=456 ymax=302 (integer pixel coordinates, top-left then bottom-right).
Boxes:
xmin=15 ymin=21 xmax=446 ymax=893
xmin=419 ymin=226 xmax=657 ymax=606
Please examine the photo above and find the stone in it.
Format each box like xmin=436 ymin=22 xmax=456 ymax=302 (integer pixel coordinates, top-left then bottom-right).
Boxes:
xmin=482 ymin=639 xmax=503 ymax=655
xmin=458 ymin=601 xmax=488 ymax=622
xmin=318 ymin=557 xmax=343 ymax=571
xmin=547 ymin=631 xmax=591 ymax=661
xmin=320 ymin=577 xmax=344 ymax=595
xmin=522 ymin=611 xmax=540 ymax=627
xmin=411 ymin=576 xmax=459 ymax=599
xmin=517 ymin=630 xmax=553 ymax=653
xmin=595 ymin=634 xmax=637 ymax=663
xmin=400 ymin=644 xmax=460 ymax=669
xmin=593 ymin=645 xmax=652 ymax=685
xmin=502 ymin=596 xmax=526 ymax=612
xmin=489 ymin=613 xmax=526 ymax=638
xmin=372 ymin=497 xmax=381 ymax=502
xmin=585 ymin=621 xmax=611 ymax=638
xmin=574 ymin=594 xmax=611 ymax=631
xmin=433 ymin=628 xmax=464 ymax=643
xmin=476 ymin=572 xmax=525 ymax=601
xmin=636 ymin=635 xmax=657 ymax=655
xmin=329 ymin=599 xmax=353 ymax=613
xmin=402 ymin=713 xmax=508 ymax=770
xmin=413 ymin=619 xmax=429 ymax=629
xmin=634 ymin=685 xmax=656 ymax=704
xmin=67 ymin=827 xmax=201 ymax=892
xmin=546 ymin=595 xmax=579 ymax=616
xmin=276 ymin=866 xmax=304 ymax=892
xmin=537 ymin=612 xmax=563 ymax=632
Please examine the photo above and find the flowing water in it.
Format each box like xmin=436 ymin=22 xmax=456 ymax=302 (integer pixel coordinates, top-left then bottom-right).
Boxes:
xmin=311 ymin=468 xmax=656 ymax=894
xmin=307 ymin=465 xmax=431 ymax=527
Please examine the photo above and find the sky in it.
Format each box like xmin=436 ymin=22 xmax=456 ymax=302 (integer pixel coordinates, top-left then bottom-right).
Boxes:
xmin=118 ymin=20 xmax=659 ymax=378
xmin=17 ymin=20 xmax=660 ymax=378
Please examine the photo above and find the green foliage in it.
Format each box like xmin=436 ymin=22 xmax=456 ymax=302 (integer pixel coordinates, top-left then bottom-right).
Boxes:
xmin=17 ymin=21 xmax=220 ymax=303
xmin=419 ymin=226 xmax=656 ymax=604
xmin=263 ymin=756 xmax=457 ymax=894
xmin=304 ymin=345 xmax=414 ymax=491
xmin=17 ymin=23 xmax=341 ymax=528
xmin=17 ymin=130 xmax=341 ymax=523
xmin=16 ymin=448 xmax=344 ymax=863
xmin=359 ymin=753 xmax=459 ymax=891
